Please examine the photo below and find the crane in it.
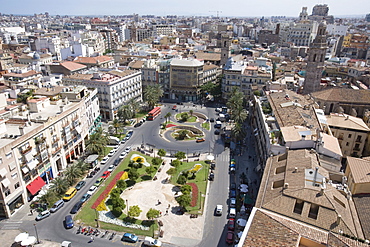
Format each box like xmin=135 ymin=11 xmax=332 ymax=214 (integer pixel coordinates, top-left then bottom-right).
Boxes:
xmin=209 ymin=10 xmax=222 ymax=18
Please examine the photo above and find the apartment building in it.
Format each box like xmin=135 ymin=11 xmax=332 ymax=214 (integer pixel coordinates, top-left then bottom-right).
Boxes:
xmin=325 ymin=113 xmax=370 ymax=157
xmin=345 ymin=156 xmax=370 ymax=195
xmin=62 ymin=69 xmax=142 ymax=120
xmin=2 ymin=69 xmax=42 ymax=88
xmin=73 ymin=55 xmax=115 ymax=69
xmin=0 ymin=86 xmax=99 ymax=218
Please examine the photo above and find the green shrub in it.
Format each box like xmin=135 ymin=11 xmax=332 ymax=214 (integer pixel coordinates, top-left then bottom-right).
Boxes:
xmin=181 ymin=184 xmax=192 ymax=194
xmin=177 ymin=175 xmax=187 ymax=185
xmin=111 ymin=207 xmax=123 ymax=217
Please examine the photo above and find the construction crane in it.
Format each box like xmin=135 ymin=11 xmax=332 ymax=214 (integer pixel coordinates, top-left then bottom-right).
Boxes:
xmin=209 ymin=10 xmax=222 ymax=18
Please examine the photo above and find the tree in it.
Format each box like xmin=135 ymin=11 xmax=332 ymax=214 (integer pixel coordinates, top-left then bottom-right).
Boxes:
xmin=111 ymin=196 xmax=126 ymax=209
xmin=231 ymin=105 xmax=248 ymax=124
xmin=176 ymin=194 xmax=191 ymax=207
xmin=85 ymin=127 xmax=109 ymax=156
xmin=146 ymin=208 xmax=160 ymax=220
xmin=64 ymin=164 xmax=83 ymax=186
xmin=181 ymin=184 xmax=192 ymax=194
xmin=166 ymin=167 xmax=177 ymax=175
xmin=50 ymin=177 xmax=68 ymax=195
xmin=157 ymin=149 xmax=166 ymax=157
xmin=128 ymin=205 xmax=142 ymax=218
xmin=117 ymin=105 xmax=132 ymax=124
xmin=111 ymin=118 xmax=123 ymax=135
xmin=128 ymin=98 xmax=140 ymax=118
xmin=189 ymin=110 xmax=193 ymax=116
xmin=116 ymin=180 xmax=127 ymax=189
xmin=111 ymin=207 xmax=123 ymax=217
xmin=164 ymin=112 xmax=172 ymax=123
xmin=180 ymin=112 xmax=189 ymax=122
xmin=177 ymin=130 xmax=188 ymax=140
xmin=75 ymin=160 xmax=89 ymax=173
xmin=128 ymin=168 xmax=139 ymax=181
xmin=152 ymin=157 xmax=163 ymax=166
xmin=171 ymin=159 xmax=181 ymax=167
xmin=143 ymin=84 xmax=164 ymax=109
xmin=145 ymin=166 xmax=156 ymax=176
xmin=177 ymin=175 xmax=187 ymax=185
xmin=175 ymin=151 xmax=186 ymax=160
xmin=232 ymin=122 xmax=246 ymax=142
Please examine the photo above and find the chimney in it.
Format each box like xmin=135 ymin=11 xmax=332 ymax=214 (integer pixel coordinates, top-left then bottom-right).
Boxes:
xmin=19 ymin=126 xmax=25 ymax=135
xmin=294 ymin=167 xmax=298 ymax=173
xmin=313 ymin=167 xmax=319 ymax=186
xmin=336 ymin=215 xmax=342 ymax=225
xmin=319 ymin=187 xmax=324 ymax=195
xmin=60 ymin=105 xmax=64 ymax=113
xmin=301 ymin=135 xmax=306 ymax=141
xmin=284 ymin=183 xmax=289 ymax=189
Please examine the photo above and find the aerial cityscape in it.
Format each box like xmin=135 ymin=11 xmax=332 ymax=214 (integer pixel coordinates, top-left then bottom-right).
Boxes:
xmin=0 ymin=2 xmax=369 ymax=247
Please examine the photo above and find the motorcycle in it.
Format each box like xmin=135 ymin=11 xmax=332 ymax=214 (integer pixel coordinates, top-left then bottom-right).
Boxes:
xmin=102 ymin=230 xmax=108 ymax=238
xmin=109 ymin=232 xmax=116 ymax=240
xmin=84 ymin=227 xmax=90 ymax=235
xmin=76 ymin=226 xmax=82 ymax=234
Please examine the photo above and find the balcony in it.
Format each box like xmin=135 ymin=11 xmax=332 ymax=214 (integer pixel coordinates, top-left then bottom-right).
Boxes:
xmin=21 ymin=146 xmax=32 ymax=154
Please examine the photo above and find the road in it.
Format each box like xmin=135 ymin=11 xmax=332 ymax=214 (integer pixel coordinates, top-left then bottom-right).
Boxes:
xmin=13 ymin=102 xmax=243 ymax=247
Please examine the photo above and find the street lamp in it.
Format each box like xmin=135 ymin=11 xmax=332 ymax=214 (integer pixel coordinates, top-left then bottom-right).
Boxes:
xmin=95 ymin=209 xmax=99 ymax=228
xmin=34 ymin=223 xmax=40 ymax=244
xmin=126 ymin=199 xmax=129 ymax=216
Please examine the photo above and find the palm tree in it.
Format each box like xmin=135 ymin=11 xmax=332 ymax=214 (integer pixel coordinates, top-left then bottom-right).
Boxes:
xmin=50 ymin=177 xmax=69 ymax=195
xmin=128 ymin=98 xmax=140 ymax=118
xmin=111 ymin=118 xmax=123 ymax=135
xmin=144 ymin=84 xmax=164 ymax=109
xmin=232 ymin=105 xmax=248 ymax=124
xmin=231 ymin=123 xmax=246 ymax=142
xmin=75 ymin=160 xmax=89 ymax=173
xmin=164 ymin=112 xmax=172 ymax=123
xmin=64 ymin=165 xmax=83 ymax=186
xmin=86 ymin=127 xmax=109 ymax=156
xmin=117 ymin=105 xmax=133 ymax=124
xmin=227 ymin=87 xmax=244 ymax=113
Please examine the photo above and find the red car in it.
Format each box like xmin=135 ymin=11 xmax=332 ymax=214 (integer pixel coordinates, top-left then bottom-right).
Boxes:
xmin=227 ymin=219 xmax=235 ymax=230
xmin=226 ymin=231 xmax=234 ymax=244
xmin=101 ymin=171 xmax=111 ymax=179
xmin=172 ymin=105 xmax=177 ymax=110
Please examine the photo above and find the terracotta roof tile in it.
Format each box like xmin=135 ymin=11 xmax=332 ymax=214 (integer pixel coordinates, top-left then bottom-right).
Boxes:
xmin=60 ymin=61 xmax=87 ymax=71
xmin=346 ymin=157 xmax=370 ymax=184
xmin=311 ymin=88 xmax=370 ymax=105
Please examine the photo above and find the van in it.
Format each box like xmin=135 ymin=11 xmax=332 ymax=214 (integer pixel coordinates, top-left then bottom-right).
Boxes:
xmin=63 ymin=188 xmax=77 ymax=201
xmin=144 ymin=236 xmax=162 ymax=246
xmin=50 ymin=199 xmax=64 ymax=213
xmin=214 ymin=121 xmax=222 ymax=129
xmin=229 ymin=207 xmax=236 ymax=218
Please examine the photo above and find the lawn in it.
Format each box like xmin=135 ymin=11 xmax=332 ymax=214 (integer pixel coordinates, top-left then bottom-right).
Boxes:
xmin=201 ymin=122 xmax=210 ymax=130
xmin=75 ymin=151 xmax=160 ymax=235
xmin=175 ymin=113 xmax=197 ymax=122
xmin=170 ymin=160 xmax=209 ymax=214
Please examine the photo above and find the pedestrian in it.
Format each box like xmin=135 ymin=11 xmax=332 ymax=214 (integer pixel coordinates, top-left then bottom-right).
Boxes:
xmin=90 ymin=236 xmax=94 ymax=242
xmin=30 ymin=209 xmax=33 ymax=215
xmin=168 ymin=204 xmax=170 ymax=209
xmin=165 ymin=209 xmax=169 ymax=215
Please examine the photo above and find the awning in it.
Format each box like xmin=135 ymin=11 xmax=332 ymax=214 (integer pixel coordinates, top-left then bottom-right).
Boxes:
xmin=0 ymin=168 xmax=7 ymax=177
xmin=1 ymin=178 xmax=11 ymax=188
xmin=8 ymin=161 xmax=16 ymax=170
xmin=27 ymin=159 xmax=38 ymax=170
xmin=26 ymin=176 xmax=46 ymax=195
xmin=21 ymin=166 xmax=29 ymax=174
xmin=25 ymin=151 xmax=33 ymax=162
xmin=75 ymin=126 xmax=82 ymax=133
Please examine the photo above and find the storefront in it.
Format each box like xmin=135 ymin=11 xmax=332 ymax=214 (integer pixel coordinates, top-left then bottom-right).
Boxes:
xmin=6 ymin=191 xmax=24 ymax=216
xmin=26 ymin=176 xmax=46 ymax=199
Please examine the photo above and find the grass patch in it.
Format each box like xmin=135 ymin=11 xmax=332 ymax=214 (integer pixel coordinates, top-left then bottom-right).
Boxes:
xmin=202 ymin=122 xmax=210 ymax=130
xmin=75 ymin=151 xmax=160 ymax=235
xmin=170 ymin=160 xmax=208 ymax=214
xmin=175 ymin=113 xmax=197 ymax=122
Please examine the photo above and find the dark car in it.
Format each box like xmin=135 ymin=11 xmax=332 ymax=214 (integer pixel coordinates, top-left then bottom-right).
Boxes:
xmin=65 ymin=215 xmax=74 ymax=229
xmin=80 ymin=193 xmax=91 ymax=203
xmin=70 ymin=201 xmax=83 ymax=214
xmin=227 ymin=219 xmax=235 ymax=230
xmin=209 ymin=172 xmax=214 ymax=181
xmin=214 ymin=129 xmax=220 ymax=135
xmin=230 ymin=183 xmax=236 ymax=190
xmin=75 ymin=181 xmax=86 ymax=191
xmin=226 ymin=231 xmax=234 ymax=244
xmin=134 ymin=122 xmax=142 ymax=128
xmin=121 ymin=233 xmax=139 ymax=243
xmin=230 ymin=189 xmax=236 ymax=198
xmin=113 ymin=159 xmax=120 ymax=166
xmin=210 ymin=118 xmax=215 ymax=122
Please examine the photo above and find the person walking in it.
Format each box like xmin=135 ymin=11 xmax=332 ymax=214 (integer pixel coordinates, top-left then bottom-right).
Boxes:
xmin=90 ymin=236 xmax=94 ymax=242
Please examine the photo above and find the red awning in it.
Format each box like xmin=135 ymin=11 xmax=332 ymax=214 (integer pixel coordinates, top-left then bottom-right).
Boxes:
xmin=26 ymin=176 xmax=46 ymax=195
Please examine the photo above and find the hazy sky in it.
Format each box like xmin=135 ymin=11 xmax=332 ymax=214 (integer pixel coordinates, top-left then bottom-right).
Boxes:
xmin=2 ymin=0 xmax=369 ymax=17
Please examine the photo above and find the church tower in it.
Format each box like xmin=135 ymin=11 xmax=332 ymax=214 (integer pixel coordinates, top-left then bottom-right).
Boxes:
xmin=303 ymin=21 xmax=327 ymax=95
xmin=220 ymin=34 xmax=230 ymax=66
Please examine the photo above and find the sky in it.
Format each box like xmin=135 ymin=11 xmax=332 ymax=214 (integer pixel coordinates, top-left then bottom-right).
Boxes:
xmin=2 ymin=0 xmax=369 ymax=17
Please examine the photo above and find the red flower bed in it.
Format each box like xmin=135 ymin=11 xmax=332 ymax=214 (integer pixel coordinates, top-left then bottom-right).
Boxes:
xmin=187 ymin=183 xmax=198 ymax=207
xmin=166 ymin=124 xmax=177 ymax=128
xmin=92 ymin=171 xmax=125 ymax=209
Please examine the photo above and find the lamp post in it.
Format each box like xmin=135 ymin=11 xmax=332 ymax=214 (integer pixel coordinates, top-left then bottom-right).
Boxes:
xmin=34 ymin=223 xmax=40 ymax=244
xmin=95 ymin=209 xmax=99 ymax=228
xmin=126 ymin=199 xmax=129 ymax=216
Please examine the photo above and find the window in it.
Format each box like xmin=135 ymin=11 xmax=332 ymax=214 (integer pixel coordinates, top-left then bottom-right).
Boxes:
xmin=348 ymin=134 xmax=352 ymax=138
xmin=272 ymin=180 xmax=284 ymax=188
xmin=4 ymin=189 xmax=10 ymax=197
xmin=6 ymin=152 xmax=12 ymax=159
xmin=0 ymin=158 xmax=2 ymax=164
xmin=275 ymin=166 xmax=286 ymax=174
xmin=14 ymin=182 xmax=20 ymax=189
xmin=346 ymin=142 xmax=349 ymax=146
xmin=294 ymin=199 xmax=304 ymax=214
xmin=308 ymin=203 xmax=319 ymax=219
xmin=11 ymin=173 xmax=17 ymax=179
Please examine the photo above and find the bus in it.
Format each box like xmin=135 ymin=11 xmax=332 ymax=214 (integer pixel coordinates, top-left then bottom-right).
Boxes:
xmin=147 ymin=107 xmax=161 ymax=121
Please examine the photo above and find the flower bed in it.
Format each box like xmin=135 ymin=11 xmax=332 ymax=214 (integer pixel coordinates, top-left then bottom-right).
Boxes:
xmin=187 ymin=182 xmax=198 ymax=207
xmin=166 ymin=124 xmax=177 ymax=128
xmin=92 ymin=171 xmax=125 ymax=210
xmin=189 ymin=164 xmax=202 ymax=173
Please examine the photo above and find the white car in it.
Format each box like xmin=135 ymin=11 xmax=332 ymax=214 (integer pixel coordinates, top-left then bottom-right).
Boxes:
xmin=230 ymin=198 xmax=236 ymax=207
xmin=107 ymin=165 xmax=115 ymax=173
xmin=215 ymin=205 xmax=223 ymax=216
xmin=87 ymin=186 xmax=97 ymax=196
xmin=125 ymin=146 xmax=132 ymax=153
xmin=108 ymin=150 xmax=115 ymax=157
xmin=119 ymin=152 xmax=127 ymax=159
xmin=101 ymin=156 xmax=109 ymax=165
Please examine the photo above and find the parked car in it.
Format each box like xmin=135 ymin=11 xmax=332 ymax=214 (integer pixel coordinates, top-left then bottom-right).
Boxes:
xmin=227 ymin=219 xmax=235 ymax=230
xmin=209 ymin=172 xmax=214 ymax=181
xmin=50 ymin=199 xmax=64 ymax=213
xmin=196 ymin=137 xmax=205 ymax=143
xmin=108 ymin=150 xmax=115 ymax=157
xmin=215 ymin=205 xmax=223 ymax=216
xmin=113 ymin=158 xmax=121 ymax=166
xmin=230 ymin=183 xmax=236 ymax=190
xmin=119 ymin=152 xmax=127 ymax=159
xmin=101 ymin=171 xmax=111 ymax=179
xmin=210 ymin=117 xmax=215 ymax=122
xmin=230 ymin=189 xmax=236 ymax=198
xmin=100 ymin=156 xmax=109 ymax=165
xmin=125 ymin=146 xmax=132 ymax=153
xmin=121 ymin=233 xmax=139 ymax=243
xmin=70 ymin=201 xmax=83 ymax=214
xmin=214 ymin=129 xmax=220 ymax=135
xmin=107 ymin=165 xmax=115 ymax=173
xmin=134 ymin=122 xmax=142 ymax=128
xmin=87 ymin=186 xmax=97 ymax=196
xmin=75 ymin=181 xmax=86 ymax=191
xmin=65 ymin=215 xmax=74 ymax=229
xmin=35 ymin=210 xmax=51 ymax=221
xmin=226 ymin=231 xmax=234 ymax=244
xmin=80 ymin=193 xmax=91 ymax=203
xmin=143 ymin=236 xmax=162 ymax=247
xmin=230 ymin=197 xmax=236 ymax=207
xmin=93 ymin=177 xmax=104 ymax=187
xmin=229 ymin=208 xmax=236 ymax=218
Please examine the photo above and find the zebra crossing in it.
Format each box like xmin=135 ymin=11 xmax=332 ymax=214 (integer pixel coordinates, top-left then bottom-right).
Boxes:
xmin=0 ymin=220 xmax=23 ymax=230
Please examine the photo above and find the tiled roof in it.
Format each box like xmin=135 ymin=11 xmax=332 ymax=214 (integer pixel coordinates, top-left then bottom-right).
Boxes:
xmin=347 ymin=157 xmax=370 ymax=184
xmin=128 ymin=60 xmax=144 ymax=69
xmin=60 ymin=61 xmax=87 ymax=71
xmin=193 ymin=52 xmax=221 ymax=61
xmin=34 ymin=86 xmax=66 ymax=96
xmin=203 ymin=64 xmax=219 ymax=71
xmin=27 ymin=97 xmax=48 ymax=103
xmin=326 ymin=114 xmax=370 ymax=132
xmin=74 ymin=55 xmax=113 ymax=64
xmin=108 ymin=70 xmax=137 ymax=78
xmin=3 ymin=70 xmax=41 ymax=78
xmin=353 ymin=194 xmax=370 ymax=240
xmin=311 ymin=88 xmax=370 ymax=105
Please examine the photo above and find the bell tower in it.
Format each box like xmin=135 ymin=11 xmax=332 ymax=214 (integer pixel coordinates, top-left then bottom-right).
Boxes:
xmin=220 ymin=34 xmax=230 ymax=66
xmin=303 ymin=21 xmax=327 ymax=95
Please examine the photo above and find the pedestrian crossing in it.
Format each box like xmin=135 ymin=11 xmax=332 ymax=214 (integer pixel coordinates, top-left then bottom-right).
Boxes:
xmin=0 ymin=220 xmax=22 ymax=230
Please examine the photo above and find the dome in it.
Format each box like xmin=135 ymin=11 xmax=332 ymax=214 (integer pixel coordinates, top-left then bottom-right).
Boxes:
xmin=33 ymin=52 xmax=40 ymax=60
